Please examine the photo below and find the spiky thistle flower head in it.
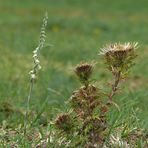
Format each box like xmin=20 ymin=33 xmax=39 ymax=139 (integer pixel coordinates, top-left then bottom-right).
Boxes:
xmin=99 ymin=42 xmax=138 ymax=56
xmin=75 ymin=62 xmax=93 ymax=84
xmin=99 ymin=42 xmax=138 ymax=75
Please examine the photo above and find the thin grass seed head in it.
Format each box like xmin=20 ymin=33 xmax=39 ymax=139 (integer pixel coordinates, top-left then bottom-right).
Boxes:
xmin=29 ymin=13 xmax=48 ymax=82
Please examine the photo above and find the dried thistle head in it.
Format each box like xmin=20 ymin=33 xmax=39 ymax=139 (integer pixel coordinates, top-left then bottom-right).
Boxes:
xmin=54 ymin=113 xmax=72 ymax=132
xmin=75 ymin=62 xmax=93 ymax=84
xmin=100 ymin=42 xmax=138 ymax=55
xmin=99 ymin=42 xmax=138 ymax=75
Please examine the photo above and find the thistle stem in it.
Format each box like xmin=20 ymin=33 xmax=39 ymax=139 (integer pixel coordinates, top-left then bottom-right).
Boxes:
xmin=84 ymin=81 xmax=89 ymax=90
xmin=108 ymin=71 xmax=121 ymax=103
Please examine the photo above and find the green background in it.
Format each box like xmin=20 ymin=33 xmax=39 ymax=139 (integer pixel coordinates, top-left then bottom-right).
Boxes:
xmin=0 ymin=0 xmax=148 ymax=127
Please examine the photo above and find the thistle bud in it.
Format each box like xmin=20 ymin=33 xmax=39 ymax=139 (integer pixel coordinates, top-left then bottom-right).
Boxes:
xmin=75 ymin=63 xmax=93 ymax=84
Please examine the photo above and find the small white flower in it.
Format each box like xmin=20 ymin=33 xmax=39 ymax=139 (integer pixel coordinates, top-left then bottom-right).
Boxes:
xmin=33 ymin=54 xmax=37 ymax=58
xmin=31 ymin=74 xmax=36 ymax=80
xmin=29 ymin=70 xmax=34 ymax=74
xmin=33 ymin=50 xmax=37 ymax=54
xmin=35 ymin=59 xmax=40 ymax=64
xmin=38 ymin=65 xmax=42 ymax=70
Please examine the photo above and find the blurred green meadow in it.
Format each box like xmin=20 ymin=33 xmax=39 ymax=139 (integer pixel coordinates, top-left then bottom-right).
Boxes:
xmin=0 ymin=0 xmax=148 ymax=128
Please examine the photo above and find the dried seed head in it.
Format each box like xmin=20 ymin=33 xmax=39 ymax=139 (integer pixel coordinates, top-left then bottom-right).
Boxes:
xmin=99 ymin=42 xmax=138 ymax=56
xmin=69 ymin=85 xmax=103 ymax=119
xmin=75 ymin=62 xmax=93 ymax=83
xmin=99 ymin=42 xmax=138 ymax=74
xmin=55 ymin=113 xmax=72 ymax=132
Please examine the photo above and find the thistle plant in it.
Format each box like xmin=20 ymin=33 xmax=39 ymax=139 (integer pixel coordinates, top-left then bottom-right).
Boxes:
xmin=52 ymin=42 xmax=138 ymax=147
xmin=100 ymin=42 xmax=138 ymax=104
xmin=24 ymin=13 xmax=48 ymax=135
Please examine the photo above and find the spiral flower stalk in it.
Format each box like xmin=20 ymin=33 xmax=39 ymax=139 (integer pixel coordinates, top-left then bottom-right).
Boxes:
xmin=29 ymin=12 xmax=48 ymax=82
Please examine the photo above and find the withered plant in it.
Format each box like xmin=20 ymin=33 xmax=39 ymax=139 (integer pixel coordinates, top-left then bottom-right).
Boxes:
xmin=52 ymin=42 xmax=138 ymax=147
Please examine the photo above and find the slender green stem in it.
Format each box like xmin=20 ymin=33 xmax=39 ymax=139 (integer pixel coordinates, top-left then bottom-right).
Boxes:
xmin=24 ymin=81 xmax=34 ymax=136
